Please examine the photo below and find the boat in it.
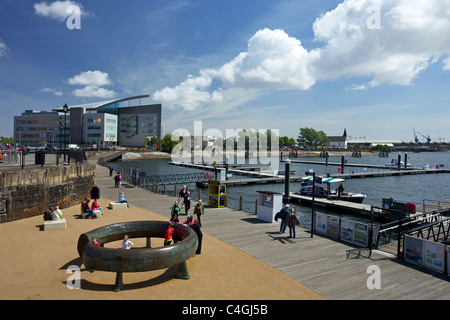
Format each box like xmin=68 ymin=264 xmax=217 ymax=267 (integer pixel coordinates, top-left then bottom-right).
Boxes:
xmin=385 ymin=159 xmax=412 ymax=168
xmin=297 ymin=177 xmax=367 ymax=204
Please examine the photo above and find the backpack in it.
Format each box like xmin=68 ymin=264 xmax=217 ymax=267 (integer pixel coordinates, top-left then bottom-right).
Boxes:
xmin=43 ymin=209 xmax=53 ymax=221
xmin=275 ymin=211 xmax=281 ymax=222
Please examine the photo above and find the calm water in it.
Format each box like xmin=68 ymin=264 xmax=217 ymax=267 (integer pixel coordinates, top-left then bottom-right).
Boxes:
xmin=112 ymin=151 xmax=450 ymax=227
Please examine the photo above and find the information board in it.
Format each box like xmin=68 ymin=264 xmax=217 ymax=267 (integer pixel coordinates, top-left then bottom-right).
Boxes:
xmin=340 ymin=218 xmax=369 ymax=247
xmin=315 ymin=213 xmax=328 ymax=235
xmin=327 ymin=216 xmax=340 ymax=239
xmin=447 ymin=247 xmax=450 ymax=275
xmin=315 ymin=213 xmax=340 ymax=239
xmin=423 ymin=239 xmax=446 ymax=273
xmin=404 ymin=235 xmax=424 ymax=266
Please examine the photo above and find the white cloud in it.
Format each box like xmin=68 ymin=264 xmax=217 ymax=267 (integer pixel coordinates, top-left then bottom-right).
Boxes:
xmin=33 ymin=0 xmax=89 ymax=21
xmin=0 ymin=39 xmax=8 ymax=57
xmin=153 ymin=0 xmax=450 ymax=110
xmin=72 ymin=86 xmax=116 ymax=98
xmin=67 ymin=70 xmax=112 ymax=86
xmin=153 ymin=28 xmax=318 ymax=110
xmin=153 ymin=71 xmax=223 ymax=110
xmin=41 ymin=88 xmax=63 ymax=96
xmin=443 ymin=56 xmax=450 ymax=71
xmin=67 ymin=70 xmax=116 ymax=98
xmin=311 ymin=0 xmax=450 ymax=86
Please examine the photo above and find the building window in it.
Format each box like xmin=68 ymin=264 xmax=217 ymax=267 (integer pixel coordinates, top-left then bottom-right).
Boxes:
xmin=126 ymin=116 xmax=138 ymax=137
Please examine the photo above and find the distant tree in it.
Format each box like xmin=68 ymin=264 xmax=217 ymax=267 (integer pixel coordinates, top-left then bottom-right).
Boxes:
xmin=160 ymin=133 xmax=179 ymax=153
xmin=297 ymin=127 xmax=329 ymax=147
xmin=279 ymin=136 xmax=290 ymax=147
xmin=0 ymin=136 xmax=14 ymax=144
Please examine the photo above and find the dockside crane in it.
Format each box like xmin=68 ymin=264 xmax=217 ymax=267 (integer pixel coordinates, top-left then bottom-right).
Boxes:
xmin=417 ymin=131 xmax=431 ymax=143
xmin=413 ymin=127 xmax=419 ymax=143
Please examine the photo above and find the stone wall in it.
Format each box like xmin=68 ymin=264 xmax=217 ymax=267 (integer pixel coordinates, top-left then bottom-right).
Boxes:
xmin=0 ymin=164 xmax=96 ymax=223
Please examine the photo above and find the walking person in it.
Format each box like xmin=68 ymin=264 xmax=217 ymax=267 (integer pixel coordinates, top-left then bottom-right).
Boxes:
xmin=193 ymin=200 xmax=204 ymax=227
xmin=279 ymin=204 xmax=290 ymax=233
xmin=184 ymin=191 xmax=191 ymax=215
xmin=178 ymin=185 xmax=187 ymax=207
xmin=118 ymin=173 xmax=122 ymax=188
xmin=286 ymin=207 xmax=299 ymax=238
xmin=171 ymin=201 xmax=181 ymax=219
xmin=114 ymin=173 xmax=120 ymax=188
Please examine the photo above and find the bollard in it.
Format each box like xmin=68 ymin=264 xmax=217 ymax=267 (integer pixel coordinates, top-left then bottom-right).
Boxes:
xmin=239 ymin=196 xmax=243 ymax=211
xmin=284 ymin=159 xmax=291 ymax=204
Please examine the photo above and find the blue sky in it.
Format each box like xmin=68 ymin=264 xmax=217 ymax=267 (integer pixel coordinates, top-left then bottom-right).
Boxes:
xmin=1 ymin=0 xmax=450 ymax=143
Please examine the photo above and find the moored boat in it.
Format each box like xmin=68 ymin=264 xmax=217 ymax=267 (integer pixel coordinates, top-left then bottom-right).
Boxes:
xmin=297 ymin=176 xmax=367 ymax=204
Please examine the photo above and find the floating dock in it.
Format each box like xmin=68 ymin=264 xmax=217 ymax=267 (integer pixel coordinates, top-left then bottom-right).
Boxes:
xmin=170 ymin=161 xmax=450 ymax=185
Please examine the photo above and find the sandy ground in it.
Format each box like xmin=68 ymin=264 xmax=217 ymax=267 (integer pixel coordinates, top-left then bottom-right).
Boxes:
xmin=0 ymin=197 xmax=323 ymax=300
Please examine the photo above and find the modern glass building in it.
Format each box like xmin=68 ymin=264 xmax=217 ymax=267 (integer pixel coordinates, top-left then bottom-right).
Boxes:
xmin=14 ymin=95 xmax=162 ymax=148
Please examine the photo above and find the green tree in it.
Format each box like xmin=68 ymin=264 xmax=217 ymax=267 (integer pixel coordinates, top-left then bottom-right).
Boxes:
xmin=160 ymin=133 xmax=179 ymax=153
xmin=0 ymin=136 xmax=14 ymax=144
xmin=297 ymin=127 xmax=329 ymax=147
xmin=279 ymin=136 xmax=290 ymax=147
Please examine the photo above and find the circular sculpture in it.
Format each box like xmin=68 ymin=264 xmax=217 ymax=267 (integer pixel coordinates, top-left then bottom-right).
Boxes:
xmin=77 ymin=220 xmax=198 ymax=291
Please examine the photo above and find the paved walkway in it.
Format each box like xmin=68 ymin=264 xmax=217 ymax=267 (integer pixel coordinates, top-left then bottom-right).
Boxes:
xmin=0 ymin=161 xmax=322 ymax=300
xmin=1 ymin=157 xmax=449 ymax=300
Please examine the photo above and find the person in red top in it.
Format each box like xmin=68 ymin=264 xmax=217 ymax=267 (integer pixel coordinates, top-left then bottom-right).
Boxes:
xmin=92 ymin=237 xmax=101 ymax=247
xmin=164 ymin=221 xmax=175 ymax=246
xmin=91 ymin=198 xmax=102 ymax=213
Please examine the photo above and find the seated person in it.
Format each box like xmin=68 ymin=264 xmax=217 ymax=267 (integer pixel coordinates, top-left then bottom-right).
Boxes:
xmin=82 ymin=199 xmax=97 ymax=219
xmin=51 ymin=206 xmax=64 ymax=221
xmin=119 ymin=192 xmax=129 ymax=207
xmin=91 ymin=198 xmax=102 ymax=213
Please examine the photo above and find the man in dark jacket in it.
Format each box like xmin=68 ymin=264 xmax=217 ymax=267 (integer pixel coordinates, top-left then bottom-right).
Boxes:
xmin=279 ymin=204 xmax=290 ymax=233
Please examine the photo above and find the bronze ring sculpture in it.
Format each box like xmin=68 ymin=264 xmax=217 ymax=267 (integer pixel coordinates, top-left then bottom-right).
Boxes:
xmin=77 ymin=221 xmax=198 ymax=291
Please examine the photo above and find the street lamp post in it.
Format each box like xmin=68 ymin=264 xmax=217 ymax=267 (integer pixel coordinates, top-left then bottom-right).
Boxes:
xmin=59 ymin=116 xmax=63 ymax=163
xmin=62 ymin=104 xmax=68 ymax=161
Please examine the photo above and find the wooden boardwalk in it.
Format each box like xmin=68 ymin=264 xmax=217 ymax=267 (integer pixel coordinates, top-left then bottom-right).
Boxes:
xmin=94 ymin=161 xmax=450 ymax=300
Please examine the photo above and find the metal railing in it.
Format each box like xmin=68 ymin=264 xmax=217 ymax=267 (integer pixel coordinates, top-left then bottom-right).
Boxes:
xmin=374 ymin=206 xmax=450 ymax=258
xmin=0 ymin=149 xmax=86 ymax=168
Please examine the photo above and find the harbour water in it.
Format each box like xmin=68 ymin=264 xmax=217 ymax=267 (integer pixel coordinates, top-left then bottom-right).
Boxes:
xmin=111 ymin=151 xmax=450 ymax=228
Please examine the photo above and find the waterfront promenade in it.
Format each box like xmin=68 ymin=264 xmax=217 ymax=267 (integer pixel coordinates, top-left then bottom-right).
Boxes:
xmin=1 ymin=158 xmax=449 ymax=300
xmin=94 ymin=159 xmax=449 ymax=299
